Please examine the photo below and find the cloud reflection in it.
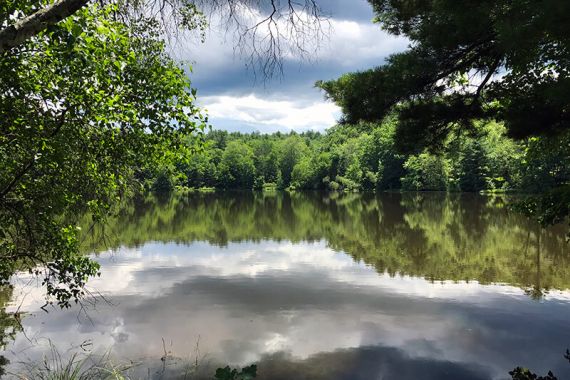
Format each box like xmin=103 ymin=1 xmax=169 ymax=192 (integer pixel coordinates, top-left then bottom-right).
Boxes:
xmin=7 ymin=240 xmax=570 ymax=379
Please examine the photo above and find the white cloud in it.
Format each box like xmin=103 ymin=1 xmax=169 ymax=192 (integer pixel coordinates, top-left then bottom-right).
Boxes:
xmin=200 ymin=94 xmax=340 ymax=132
xmin=318 ymin=18 xmax=408 ymax=68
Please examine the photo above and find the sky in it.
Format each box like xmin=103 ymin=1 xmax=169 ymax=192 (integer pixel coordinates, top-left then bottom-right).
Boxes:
xmin=177 ymin=0 xmax=408 ymax=133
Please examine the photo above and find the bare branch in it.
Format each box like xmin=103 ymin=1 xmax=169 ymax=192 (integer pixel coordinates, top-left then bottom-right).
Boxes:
xmin=192 ymin=0 xmax=329 ymax=80
xmin=1 ymin=0 xmax=328 ymax=79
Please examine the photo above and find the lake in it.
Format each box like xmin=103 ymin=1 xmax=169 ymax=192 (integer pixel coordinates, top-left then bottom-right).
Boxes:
xmin=3 ymin=192 xmax=570 ymax=379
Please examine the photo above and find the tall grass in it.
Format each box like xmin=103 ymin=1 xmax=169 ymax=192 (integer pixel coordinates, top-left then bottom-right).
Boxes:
xmin=13 ymin=342 xmax=136 ymax=380
xmin=9 ymin=339 xmax=255 ymax=379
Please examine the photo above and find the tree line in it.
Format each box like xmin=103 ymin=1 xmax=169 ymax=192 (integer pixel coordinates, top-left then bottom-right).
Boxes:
xmin=144 ymin=118 xmax=569 ymax=195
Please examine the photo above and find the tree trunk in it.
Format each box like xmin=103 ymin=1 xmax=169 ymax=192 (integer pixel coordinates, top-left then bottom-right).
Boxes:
xmin=0 ymin=0 xmax=89 ymax=54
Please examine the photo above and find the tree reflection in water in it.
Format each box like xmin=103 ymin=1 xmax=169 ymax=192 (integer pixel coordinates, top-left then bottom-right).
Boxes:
xmin=82 ymin=192 xmax=570 ymax=295
xmin=3 ymin=192 xmax=568 ymax=378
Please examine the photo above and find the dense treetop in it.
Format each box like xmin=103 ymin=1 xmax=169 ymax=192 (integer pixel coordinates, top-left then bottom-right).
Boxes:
xmin=318 ymin=0 xmax=570 ymax=151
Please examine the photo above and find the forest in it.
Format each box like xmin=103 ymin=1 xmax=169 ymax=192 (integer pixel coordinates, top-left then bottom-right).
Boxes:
xmin=145 ymin=119 xmax=569 ymax=196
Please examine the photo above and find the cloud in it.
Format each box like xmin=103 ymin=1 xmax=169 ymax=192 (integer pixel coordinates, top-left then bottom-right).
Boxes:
xmin=200 ymin=94 xmax=340 ymax=132
xmin=319 ymin=19 xmax=407 ymax=69
xmin=185 ymin=15 xmax=407 ymax=93
xmin=319 ymin=0 xmax=379 ymax=23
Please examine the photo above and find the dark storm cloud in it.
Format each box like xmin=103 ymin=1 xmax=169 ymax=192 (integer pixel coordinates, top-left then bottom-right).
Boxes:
xmin=252 ymin=347 xmax=491 ymax=380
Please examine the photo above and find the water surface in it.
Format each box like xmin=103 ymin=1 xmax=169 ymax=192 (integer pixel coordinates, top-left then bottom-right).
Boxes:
xmin=3 ymin=192 xmax=570 ymax=379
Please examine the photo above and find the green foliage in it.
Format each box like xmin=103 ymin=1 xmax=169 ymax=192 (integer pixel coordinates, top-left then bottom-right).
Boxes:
xmin=514 ymin=131 xmax=570 ymax=233
xmin=0 ymin=3 xmax=207 ymax=306
xmin=214 ymin=365 xmax=257 ymax=380
xmin=277 ymin=135 xmax=309 ymax=187
xmin=251 ymin=138 xmax=280 ymax=185
xmin=509 ymin=368 xmax=558 ymax=380
xmin=219 ymin=141 xmax=256 ymax=189
xmin=318 ymin=0 xmax=570 ymax=225
xmin=181 ymin=119 xmax=547 ymax=195
xmin=321 ymin=0 xmax=570 ymax=145
xmin=401 ymin=153 xmax=449 ymax=191
xmin=457 ymin=139 xmax=487 ymax=192
xmin=152 ymin=170 xmax=176 ymax=194
xmin=519 ymin=132 xmax=570 ymax=193
xmin=292 ymin=152 xmax=332 ymax=190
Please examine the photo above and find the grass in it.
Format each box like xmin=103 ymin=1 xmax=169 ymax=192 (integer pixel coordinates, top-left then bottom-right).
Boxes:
xmin=13 ymin=342 xmax=136 ymax=380
xmin=9 ymin=338 xmax=256 ymax=380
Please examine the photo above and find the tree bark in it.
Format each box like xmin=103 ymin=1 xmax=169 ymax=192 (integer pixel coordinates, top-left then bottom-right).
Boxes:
xmin=0 ymin=0 xmax=89 ymax=54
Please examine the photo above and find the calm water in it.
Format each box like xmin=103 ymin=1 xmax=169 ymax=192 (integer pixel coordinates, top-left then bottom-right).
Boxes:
xmin=3 ymin=192 xmax=570 ymax=379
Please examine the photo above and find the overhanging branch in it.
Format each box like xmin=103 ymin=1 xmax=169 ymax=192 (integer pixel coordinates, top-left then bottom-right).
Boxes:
xmin=0 ymin=0 xmax=90 ymax=54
